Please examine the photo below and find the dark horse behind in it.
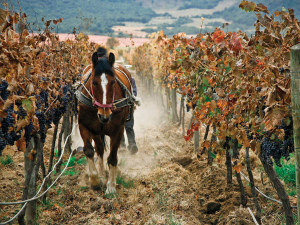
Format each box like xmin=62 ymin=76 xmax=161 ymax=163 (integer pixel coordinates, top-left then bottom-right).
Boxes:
xmin=75 ymin=48 xmax=135 ymax=193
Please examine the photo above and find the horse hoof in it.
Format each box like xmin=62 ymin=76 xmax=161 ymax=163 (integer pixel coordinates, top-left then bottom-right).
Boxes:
xmin=105 ymin=187 xmax=117 ymax=194
xmin=105 ymin=181 xmax=116 ymax=194
xmin=91 ymin=179 xmax=103 ymax=191
xmin=129 ymin=145 xmax=138 ymax=155
xmin=91 ymin=184 xmax=101 ymax=191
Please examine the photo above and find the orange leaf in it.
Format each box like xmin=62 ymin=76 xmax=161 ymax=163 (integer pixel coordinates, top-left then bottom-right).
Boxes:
xmin=217 ymin=99 xmax=227 ymax=111
xmin=16 ymin=138 xmax=26 ymax=152
xmin=202 ymin=140 xmax=210 ymax=148
xmin=212 ymin=30 xmax=225 ymax=44
xmin=234 ymin=163 xmax=243 ymax=173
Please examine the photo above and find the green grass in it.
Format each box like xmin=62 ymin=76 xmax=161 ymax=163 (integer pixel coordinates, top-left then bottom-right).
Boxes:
xmin=274 ymin=157 xmax=296 ymax=187
xmin=62 ymin=156 xmax=76 ymax=167
xmin=116 ymin=173 xmax=134 ymax=189
xmin=274 ymin=156 xmax=296 ymax=196
xmin=0 ymin=155 xmax=13 ymax=165
xmin=77 ymin=156 xmax=87 ymax=165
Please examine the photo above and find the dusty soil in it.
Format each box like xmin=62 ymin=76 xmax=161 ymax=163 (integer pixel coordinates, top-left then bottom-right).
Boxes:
xmin=0 ymin=69 xmax=297 ymax=224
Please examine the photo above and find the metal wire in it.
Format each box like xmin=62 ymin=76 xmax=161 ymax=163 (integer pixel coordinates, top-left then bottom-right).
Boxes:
xmin=247 ymin=207 xmax=260 ymax=225
xmin=0 ymin=122 xmax=79 ymax=225
xmin=232 ymin=161 xmax=297 ymax=209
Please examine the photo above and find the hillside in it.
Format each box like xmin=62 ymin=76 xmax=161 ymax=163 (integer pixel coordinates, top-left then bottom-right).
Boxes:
xmin=3 ymin=0 xmax=300 ymax=37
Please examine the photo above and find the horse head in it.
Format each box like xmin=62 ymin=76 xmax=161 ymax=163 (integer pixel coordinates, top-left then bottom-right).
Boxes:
xmin=91 ymin=51 xmax=116 ymax=124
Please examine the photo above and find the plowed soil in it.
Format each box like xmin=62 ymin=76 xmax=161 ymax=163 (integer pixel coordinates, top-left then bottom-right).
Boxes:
xmin=0 ymin=70 xmax=296 ymax=225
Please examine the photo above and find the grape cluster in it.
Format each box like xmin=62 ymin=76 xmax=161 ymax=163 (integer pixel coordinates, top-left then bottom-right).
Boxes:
xmin=39 ymin=90 xmax=49 ymax=104
xmin=17 ymin=105 xmax=27 ymax=118
xmin=243 ymin=125 xmax=253 ymax=140
xmin=35 ymin=111 xmax=47 ymax=143
xmin=36 ymin=90 xmax=49 ymax=109
xmin=0 ymin=128 xmax=5 ymax=156
xmin=279 ymin=117 xmax=294 ymax=155
xmin=0 ymin=80 xmax=9 ymax=100
xmin=0 ymin=137 xmax=5 ymax=156
xmin=261 ymin=136 xmax=285 ymax=166
xmin=0 ymin=104 xmax=23 ymax=149
xmin=279 ymin=67 xmax=284 ymax=74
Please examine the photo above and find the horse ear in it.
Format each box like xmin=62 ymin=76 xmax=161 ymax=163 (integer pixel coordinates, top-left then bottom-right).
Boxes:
xmin=108 ymin=52 xmax=115 ymax=67
xmin=92 ymin=52 xmax=98 ymax=68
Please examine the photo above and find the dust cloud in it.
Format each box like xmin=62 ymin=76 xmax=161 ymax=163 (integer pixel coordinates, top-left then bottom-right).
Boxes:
xmin=71 ymin=69 xmax=172 ymax=179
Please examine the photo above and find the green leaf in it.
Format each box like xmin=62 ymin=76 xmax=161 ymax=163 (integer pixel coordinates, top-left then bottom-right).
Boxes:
xmin=22 ymin=98 xmax=33 ymax=111
xmin=203 ymin=77 xmax=209 ymax=87
xmin=209 ymin=151 xmax=216 ymax=159
xmin=177 ymin=58 xmax=183 ymax=65
xmin=204 ymin=95 xmax=211 ymax=102
xmin=225 ymin=65 xmax=231 ymax=73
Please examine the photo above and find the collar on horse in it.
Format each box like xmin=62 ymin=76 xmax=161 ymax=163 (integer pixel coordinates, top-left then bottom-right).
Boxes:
xmin=75 ymin=66 xmax=135 ymax=117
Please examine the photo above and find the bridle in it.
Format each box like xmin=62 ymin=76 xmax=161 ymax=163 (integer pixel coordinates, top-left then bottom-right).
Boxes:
xmin=90 ymin=78 xmax=115 ymax=110
xmin=75 ymin=63 xmax=135 ymax=121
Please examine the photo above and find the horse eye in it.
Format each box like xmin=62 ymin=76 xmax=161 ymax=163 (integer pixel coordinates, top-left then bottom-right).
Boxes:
xmin=111 ymin=80 xmax=116 ymax=85
xmin=92 ymin=81 xmax=97 ymax=86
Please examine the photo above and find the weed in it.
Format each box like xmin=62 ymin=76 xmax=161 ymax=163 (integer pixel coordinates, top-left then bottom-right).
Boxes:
xmin=116 ymin=173 xmax=134 ymax=188
xmin=53 ymin=167 xmax=78 ymax=176
xmin=80 ymin=186 xmax=88 ymax=190
xmin=104 ymin=192 xmax=117 ymax=199
xmin=40 ymin=198 xmax=53 ymax=209
xmin=274 ymin=157 xmax=296 ymax=194
xmin=77 ymin=156 xmax=87 ymax=165
xmin=0 ymin=155 xmax=13 ymax=165
xmin=288 ymin=189 xmax=296 ymax=196
xmin=168 ymin=212 xmax=182 ymax=225
xmin=62 ymin=155 xmax=76 ymax=167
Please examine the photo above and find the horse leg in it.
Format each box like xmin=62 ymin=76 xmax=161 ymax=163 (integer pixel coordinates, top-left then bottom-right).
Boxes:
xmin=79 ymin=124 xmax=101 ymax=190
xmin=106 ymin=128 xmax=123 ymax=194
xmin=93 ymin=134 xmax=105 ymax=180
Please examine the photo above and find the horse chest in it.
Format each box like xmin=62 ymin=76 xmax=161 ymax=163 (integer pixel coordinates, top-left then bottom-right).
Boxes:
xmin=78 ymin=107 xmax=125 ymax=135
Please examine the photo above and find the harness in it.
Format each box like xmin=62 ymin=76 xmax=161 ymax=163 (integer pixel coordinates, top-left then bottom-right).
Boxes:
xmin=74 ymin=66 xmax=135 ymax=121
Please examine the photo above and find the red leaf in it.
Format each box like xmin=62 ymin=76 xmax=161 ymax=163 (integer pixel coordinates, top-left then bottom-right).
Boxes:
xmin=184 ymin=136 xmax=191 ymax=142
xmin=229 ymin=32 xmax=242 ymax=53
xmin=212 ymin=30 xmax=225 ymax=44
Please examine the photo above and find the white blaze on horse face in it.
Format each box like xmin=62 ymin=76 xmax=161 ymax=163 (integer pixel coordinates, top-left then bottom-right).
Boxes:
xmin=101 ymin=73 xmax=108 ymax=104
xmin=106 ymin=165 xmax=117 ymax=194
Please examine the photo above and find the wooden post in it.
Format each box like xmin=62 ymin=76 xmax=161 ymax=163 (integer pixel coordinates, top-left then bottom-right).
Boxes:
xmin=171 ymin=88 xmax=179 ymax=123
xmin=194 ymin=130 xmax=199 ymax=153
xmin=25 ymin=137 xmax=36 ymax=225
xmin=291 ymin=43 xmax=300 ymax=221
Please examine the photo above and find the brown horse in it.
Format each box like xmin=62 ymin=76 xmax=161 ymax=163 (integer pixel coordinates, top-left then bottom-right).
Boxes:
xmin=76 ymin=49 xmax=134 ymax=193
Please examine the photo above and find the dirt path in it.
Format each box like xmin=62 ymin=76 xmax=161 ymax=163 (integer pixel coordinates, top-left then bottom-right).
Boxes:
xmin=0 ymin=69 xmax=291 ymax=225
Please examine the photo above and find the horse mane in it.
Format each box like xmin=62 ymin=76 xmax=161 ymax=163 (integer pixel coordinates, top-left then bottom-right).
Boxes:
xmin=94 ymin=58 xmax=115 ymax=77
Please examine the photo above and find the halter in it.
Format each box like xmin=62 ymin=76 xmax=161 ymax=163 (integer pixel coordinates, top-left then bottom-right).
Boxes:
xmin=90 ymin=79 xmax=115 ymax=110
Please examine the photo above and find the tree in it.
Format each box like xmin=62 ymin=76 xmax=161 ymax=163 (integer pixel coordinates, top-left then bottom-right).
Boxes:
xmin=106 ymin=37 xmax=120 ymax=49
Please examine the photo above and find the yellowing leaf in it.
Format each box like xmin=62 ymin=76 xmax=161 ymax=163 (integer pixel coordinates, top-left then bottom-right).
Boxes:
xmin=234 ymin=163 xmax=243 ymax=174
xmin=16 ymin=138 xmax=26 ymax=152
xmin=0 ymin=8 xmax=8 ymax=26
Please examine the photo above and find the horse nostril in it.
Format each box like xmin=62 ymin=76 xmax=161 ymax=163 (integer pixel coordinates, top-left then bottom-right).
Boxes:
xmin=97 ymin=113 xmax=111 ymax=124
